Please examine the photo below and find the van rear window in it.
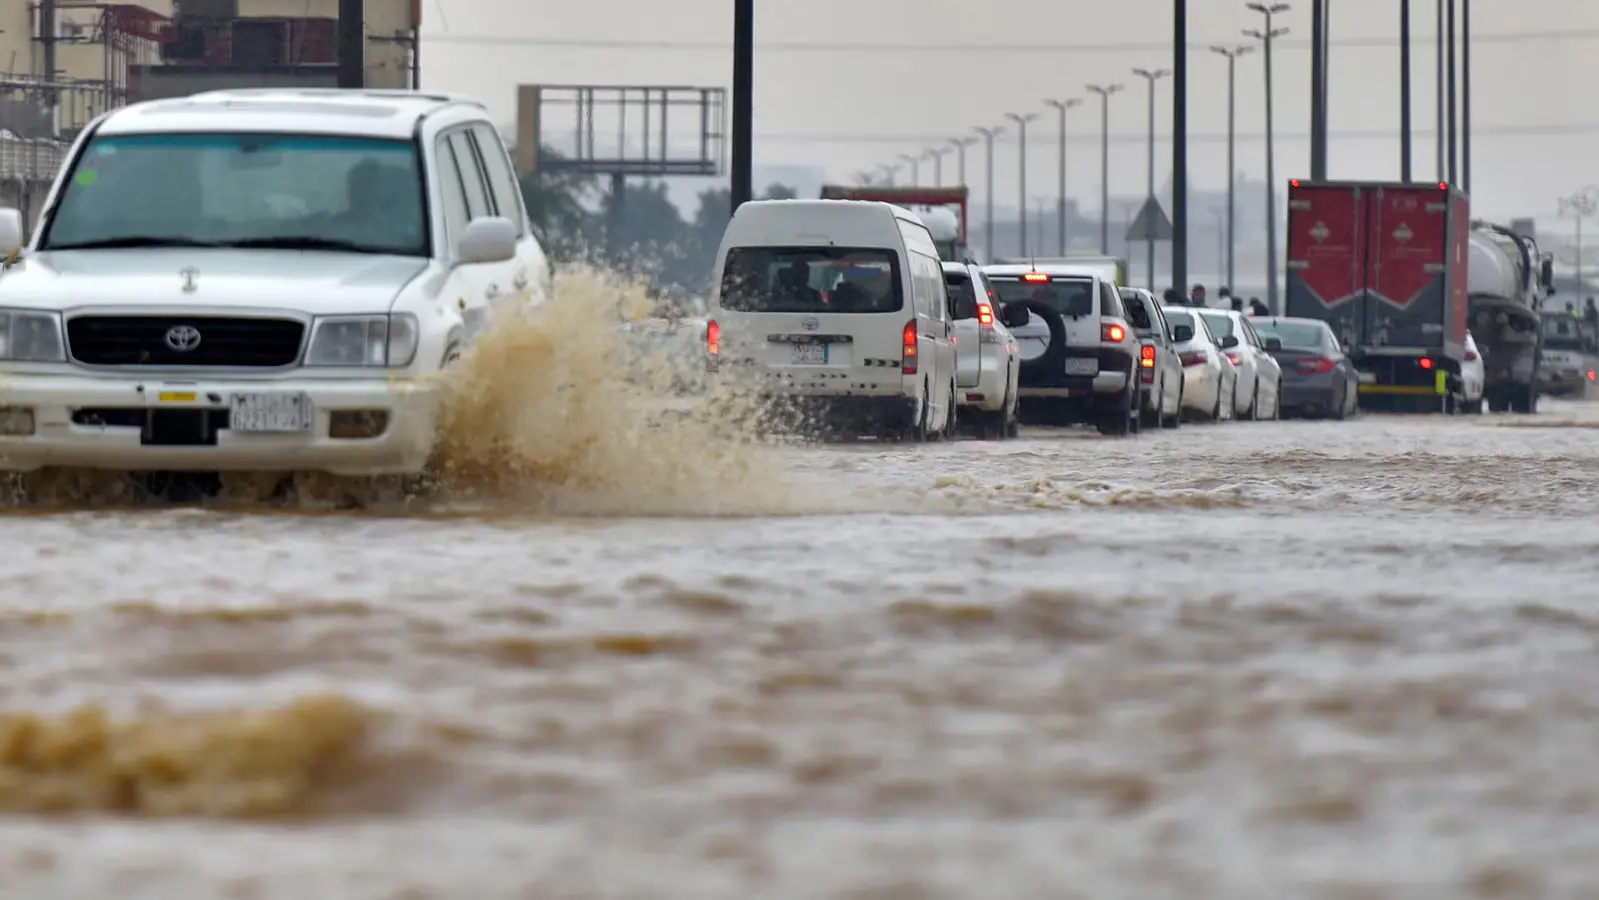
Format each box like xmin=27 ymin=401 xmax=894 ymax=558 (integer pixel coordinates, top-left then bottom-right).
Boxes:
xmin=719 ymin=247 xmax=903 ymax=313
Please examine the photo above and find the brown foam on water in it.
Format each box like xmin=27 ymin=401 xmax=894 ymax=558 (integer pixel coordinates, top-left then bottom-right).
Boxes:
xmin=0 ymin=694 xmax=382 ymax=817
xmin=423 ymin=265 xmax=817 ymax=516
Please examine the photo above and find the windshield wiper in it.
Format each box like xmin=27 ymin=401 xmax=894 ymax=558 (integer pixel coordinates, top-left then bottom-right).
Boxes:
xmin=44 ymin=236 xmax=227 ymax=250
xmin=219 ymin=236 xmax=397 ymax=254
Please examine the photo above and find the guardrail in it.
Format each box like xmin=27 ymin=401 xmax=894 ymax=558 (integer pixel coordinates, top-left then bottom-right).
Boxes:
xmin=0 ymin=139 xmax=68 ymax=182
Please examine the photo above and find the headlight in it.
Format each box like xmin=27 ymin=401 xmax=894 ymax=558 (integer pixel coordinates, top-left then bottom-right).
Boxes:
xmin=305 ymin=314 xmax=418 ymax=367
xmin=0 ymin=309 xmax=65 ymax=362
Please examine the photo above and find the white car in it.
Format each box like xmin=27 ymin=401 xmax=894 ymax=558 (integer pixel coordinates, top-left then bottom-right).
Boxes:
xmin=1161 ymin=306 xmax=1235 ymax=422
xmin=943 ymin=261 xmax=1020 ymax=438
xmin=1197 ymin=308 xmax=1282 ymax=420
xmin=707 ymin=199 xmax=959 ymax=440
xmin=0 ymin=89 xmax=551 ymax=483
xmin=1461 ymin=331 xmax=1485 ymax=413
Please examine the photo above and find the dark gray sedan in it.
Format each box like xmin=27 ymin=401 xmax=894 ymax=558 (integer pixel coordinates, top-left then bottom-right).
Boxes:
xmin=1249 ymin=316 xmax=1360 ymax=419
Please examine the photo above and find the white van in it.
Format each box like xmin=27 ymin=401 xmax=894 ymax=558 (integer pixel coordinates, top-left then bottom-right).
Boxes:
xmin=707 ymin=199 xmax=958 ymax=439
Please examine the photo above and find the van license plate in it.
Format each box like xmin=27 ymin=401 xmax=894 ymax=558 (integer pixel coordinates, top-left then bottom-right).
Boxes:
xmin=229 ymin=392 xmax=312 ymax=432
xmin=791 ymin=343 xmax=828 ymax=365
xmin=1063 ymin=357 xmax=1098 ymax=375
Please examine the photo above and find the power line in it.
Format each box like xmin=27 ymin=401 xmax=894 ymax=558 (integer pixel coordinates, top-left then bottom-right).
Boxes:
xmin=422 ymin=28 xmax=1599 ymax=54
xmin=749 ymin=122 xmax=1599 ymax=145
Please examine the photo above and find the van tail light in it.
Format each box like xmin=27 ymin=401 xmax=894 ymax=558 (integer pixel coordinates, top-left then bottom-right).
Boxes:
xmin=1589 ymin=369 xmax=1597 ymax=381
xmin=1464 ymin=349 xmax=1478 ymax=361
xmin=1101 ymin=322 xmax=1126 ymax=342
xmin=1022 ymin=272 xmax=1049 ymax=283
xmin=706 ymin=319 xmax=720 ymax=356
xmin=977 ymin=302 xmax=994 ymax=327
xmin=1178 ymin=350 xmax=1207 ymax=367
xmin=902 ymin=319 xmax=918 ymax=375
xmin=1297 ymin=357 xmax=1336 ymax=374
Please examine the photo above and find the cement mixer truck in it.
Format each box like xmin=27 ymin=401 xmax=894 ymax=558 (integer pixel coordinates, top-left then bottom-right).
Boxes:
xmin=1467 ymin=222 xmax=1553 ymax=412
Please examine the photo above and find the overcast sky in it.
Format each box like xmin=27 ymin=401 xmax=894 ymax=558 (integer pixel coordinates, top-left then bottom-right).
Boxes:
xmin=418 ymin=0 xmax=1599 ymax=225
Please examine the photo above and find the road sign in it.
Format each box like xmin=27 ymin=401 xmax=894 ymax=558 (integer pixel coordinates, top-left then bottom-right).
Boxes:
xmin=1125 ymin=195 xmax=1173 ymax=242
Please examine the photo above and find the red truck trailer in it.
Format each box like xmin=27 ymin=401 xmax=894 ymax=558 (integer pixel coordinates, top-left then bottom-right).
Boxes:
xmin=818 ymin=185 xmax=969 ymax=262
xmin=1284 ymin=179 xmax=1471 ymax=412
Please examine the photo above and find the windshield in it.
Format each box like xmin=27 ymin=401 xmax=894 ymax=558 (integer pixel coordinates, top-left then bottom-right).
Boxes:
xmin=1199 ymin=312 xmax=1234 ymax=338
xmin=719 ymin=247 xmax=902 ymax=313
xmin=944 ymin=271 xmax=979 ymax=319
xmin=42 ymin=132 xmax=428 ymax=256
xmin=1252 ymin=320 xmax=1328 ymax=350
xmin=1542 ymin=314 xmax=1588 ymax=350
xmin=989 ymin=276 xmax=1095 ymax=317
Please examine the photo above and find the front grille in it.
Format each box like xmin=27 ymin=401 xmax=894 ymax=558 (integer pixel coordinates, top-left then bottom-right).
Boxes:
xmin=66 ymin=316 xmax=305 ymax=367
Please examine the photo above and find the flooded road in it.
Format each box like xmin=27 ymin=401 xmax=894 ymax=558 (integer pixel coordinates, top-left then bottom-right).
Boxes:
xmin=3 ymin=397 xmax=1599 ymax=899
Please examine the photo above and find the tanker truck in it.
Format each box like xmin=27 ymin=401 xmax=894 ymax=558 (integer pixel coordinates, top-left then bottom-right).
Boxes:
xmin=1467 ymin=221 xmax=1552 ymax=412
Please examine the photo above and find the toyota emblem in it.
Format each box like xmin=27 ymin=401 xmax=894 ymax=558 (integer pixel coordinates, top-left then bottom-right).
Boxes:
xmin=164 ymin=325 xmax=202 ymax=352
xmin=800 ymin=317 xmax=820 ymax=331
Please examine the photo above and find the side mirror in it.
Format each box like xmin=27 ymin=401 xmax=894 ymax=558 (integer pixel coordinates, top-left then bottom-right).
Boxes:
xmin=455 ymin=216 xmax=517 ymax=264
xmin=1218 ymin=334 xmax=1240 ymax=349
xmin=0 ymin=208 xmax=23 ymax=257
xmin=1264 ymin=336 xmax=1283 ymax=351
xmin=1171 ymin=324 xmax=1194 ymax=342
xmin=999 ymin=303 xmax=1030 ymax=329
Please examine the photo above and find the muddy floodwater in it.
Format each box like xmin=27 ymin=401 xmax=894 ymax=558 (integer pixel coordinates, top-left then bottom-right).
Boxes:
xmin=2 ymin=281 xmax=1599 ymax=898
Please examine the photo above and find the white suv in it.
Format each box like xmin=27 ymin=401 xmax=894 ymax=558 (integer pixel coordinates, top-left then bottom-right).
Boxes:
xmin=0 ymin=88 xmax=550 ymax=480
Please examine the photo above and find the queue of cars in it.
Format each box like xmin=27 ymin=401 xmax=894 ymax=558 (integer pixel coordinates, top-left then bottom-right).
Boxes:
xmin=700 ymin=197 xmax=1386 ymax=440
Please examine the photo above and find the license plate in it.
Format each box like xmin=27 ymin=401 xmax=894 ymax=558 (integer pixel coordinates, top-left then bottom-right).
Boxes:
xmin=791 ymin=342 xmax=828 ymax=365
xmin=229 ymin=392 xmax=312 ymax=433
xmin=1357 ymin=372 xmax=1377 ymax=384
xmin=1063 ymin=357 xmax=1098 ymax=375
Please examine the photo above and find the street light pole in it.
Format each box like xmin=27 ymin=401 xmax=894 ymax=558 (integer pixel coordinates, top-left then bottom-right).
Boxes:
xmin=975 ymin=126 xmax=1005 ymax=260
xmin=1560 ymin=189 xmax=1598 ymax=290
xmin=1400 ymin=0 xmax=1413 ymax=181
xmin=1044 ymin=98 xmax=1081 ymax=255
xmin=949 ymin=136 xmax=979 ymax=186
xmin=1132 ymin=67 xmax=1170 ymax=290
xmin=925 ymin=146 xmax=950 ymax=186
xmin=1210 ymin=45 xmax=1252 ymax=295
xmin=729 ymin=0 xmax=755 ymax=210
xmin=1246 ymin=2 xmax=1290 ymax=314
xmin=1086 ymin=83 xmax=1123 ymax=254
xmin=899 ymin=153 xmax=920 ymax=186
xmin=1005 ymin=112 xmax=1039 ymax=256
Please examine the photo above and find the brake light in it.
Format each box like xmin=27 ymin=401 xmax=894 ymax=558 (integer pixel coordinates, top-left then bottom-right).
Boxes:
xmin=706 ymin=319 xmax=720 ymax=356
xmin=1464 ymin=350 xmax=1478 ymax=361
xmin=977 ymin=302 xmax=994 ymax=326
xmin=1590 ymin=370 xmax=1597 ymax=381
xmin=1225 ymin=351 xmax=1242 ymax=365
xmin=1139 ymin=344 xmax=1156 ymax=367
xmin=1102 ymin=322 xmax=1126 ymax=342
xmin=1297 ymin=357 xmax=1336 ymax=374
xmin=902 ymin=319 xmax=918 ymax=375
xmin=1418 ymin=357 xmax=1433 ymax=369
xmin=1178 ymin=351 xmax=1207 ymax=367
xmin=1022 ymin=272 xmax=1049 ymax=283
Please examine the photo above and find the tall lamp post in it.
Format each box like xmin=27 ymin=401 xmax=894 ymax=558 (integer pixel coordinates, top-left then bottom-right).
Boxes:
xmin=1044 ymin=97 xmax=1081 ymax=255
xmin=1131 ymin=67 xmax=1170 ymax=290
xmin=1246 ymin=2 xmax=1289 ymax=314
xmin=975 ymin=125 xmax=1005 ymax=260
xmin=1004 ymin=112 xmax=1039 ymax=256
xmin=899 ymin=153 xmax=921 ymax=186
xmin=1086 ymin=83 xmax=1124 ymax=254
xmin=925 ymin=146 xmax=950 ymax=186
xmin=1210 ymin=44 xmax=1252 ymax=294
xmin=730 ymin=0 xmax=754 ymax=210
xmin=1560 ymin=188 xmax=1599 ymax=291
xmin=949 ymin=136 xmax=979 ymax=185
